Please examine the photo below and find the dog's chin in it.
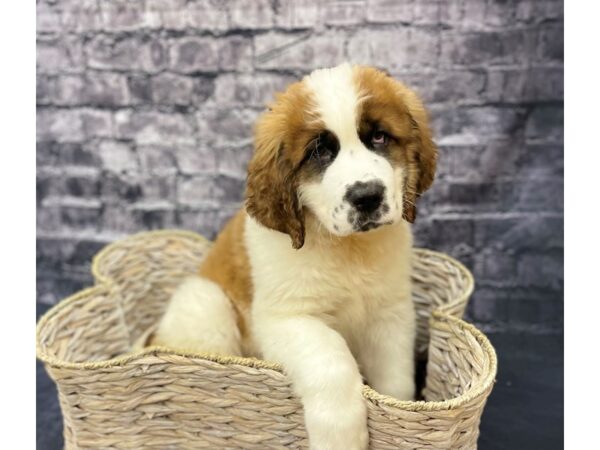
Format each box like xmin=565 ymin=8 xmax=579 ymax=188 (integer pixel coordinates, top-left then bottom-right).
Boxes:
xmin=306 ymin=208 xmax=398 ymax=239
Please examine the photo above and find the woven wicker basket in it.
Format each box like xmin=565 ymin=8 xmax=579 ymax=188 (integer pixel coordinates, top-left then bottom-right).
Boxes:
xmin=37 ymin=229 xmax=496 ymax=450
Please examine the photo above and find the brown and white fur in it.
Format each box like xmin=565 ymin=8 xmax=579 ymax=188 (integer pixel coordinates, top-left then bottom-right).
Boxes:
xmin=152 ymin=63 xmax=437 ymax=450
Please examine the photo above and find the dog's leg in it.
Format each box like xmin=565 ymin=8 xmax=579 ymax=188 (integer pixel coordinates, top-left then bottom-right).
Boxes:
xmin=255 ymin=315 xmax=368 ymax=450
xmin=151 ymin=276 xmax=242 ymax=356
xmin=357 ymin=300 xmax=416 ymax=401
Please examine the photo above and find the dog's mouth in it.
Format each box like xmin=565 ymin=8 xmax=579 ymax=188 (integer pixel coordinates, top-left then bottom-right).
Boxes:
xmin=356 ymin=220 xmax=393 ymax=232
xmin=345 ymin=199 xmax=393 ymax=234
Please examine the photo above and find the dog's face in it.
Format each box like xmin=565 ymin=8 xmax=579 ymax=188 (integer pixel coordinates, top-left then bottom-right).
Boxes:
xmin=246 ymin=64 xmax=437 ymax=249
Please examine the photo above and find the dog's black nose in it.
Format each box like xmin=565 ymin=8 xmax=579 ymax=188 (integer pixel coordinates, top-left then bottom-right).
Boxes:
xmin=345 ymin=181 xmax=385 ymax=214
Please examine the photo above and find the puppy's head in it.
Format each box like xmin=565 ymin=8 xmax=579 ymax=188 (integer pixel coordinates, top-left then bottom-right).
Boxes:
xmin=245 ymin=63 xmax=437 ymax=249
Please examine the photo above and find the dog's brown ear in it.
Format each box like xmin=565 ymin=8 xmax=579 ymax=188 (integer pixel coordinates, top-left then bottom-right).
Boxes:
xmin=399 ymin=87 xmax=438 ymax=223
xmin=245 ymin=111 xmax=305 ymax=249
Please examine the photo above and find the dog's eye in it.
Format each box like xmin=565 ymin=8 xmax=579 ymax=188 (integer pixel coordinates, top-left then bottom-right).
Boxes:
xmin=309 ymin=131 xmax=339 ymax=166
xmin=371 ymin=130 xmax=389 ymax=148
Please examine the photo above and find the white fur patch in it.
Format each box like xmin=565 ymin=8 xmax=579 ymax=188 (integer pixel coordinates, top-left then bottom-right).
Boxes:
xmin=304 ymin=62 xmax=363 ymax=145
xmin=245 ymin=212 xmax=415 ymax=449
xmin=153 ymin=276 xmax=242 ymax=355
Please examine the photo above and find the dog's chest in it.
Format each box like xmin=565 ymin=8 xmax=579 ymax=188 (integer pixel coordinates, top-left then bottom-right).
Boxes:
xmin=246 ymin=216 xmax=413 ymax=320
xmin=312 ymin=246 xmax=410 ymax=315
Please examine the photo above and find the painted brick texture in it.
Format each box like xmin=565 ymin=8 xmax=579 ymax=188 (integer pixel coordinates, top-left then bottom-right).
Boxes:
xmin=36 ymin=0 xmax=564 ymax=333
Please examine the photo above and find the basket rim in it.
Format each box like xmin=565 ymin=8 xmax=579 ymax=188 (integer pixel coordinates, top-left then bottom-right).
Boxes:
xmin=36 ymin=287 xmax=497 ymax=414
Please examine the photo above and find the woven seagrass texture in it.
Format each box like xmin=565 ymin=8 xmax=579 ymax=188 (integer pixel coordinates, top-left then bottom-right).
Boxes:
xmin=91 ymin=230 xmax=212 ymax=347
xmin=410 ymin=249 xmax=474 ymax=357
xmin=37 ymin=229 xmax=496 ymax=449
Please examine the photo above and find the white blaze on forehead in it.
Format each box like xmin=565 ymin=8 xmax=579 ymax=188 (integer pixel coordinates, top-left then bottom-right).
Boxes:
xmin=303 ymin=63 xmax=363 ymax=145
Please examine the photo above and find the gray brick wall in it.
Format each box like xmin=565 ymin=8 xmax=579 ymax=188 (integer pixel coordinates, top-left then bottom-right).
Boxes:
xmin=36 ymin=0 xmax=563 ymax=333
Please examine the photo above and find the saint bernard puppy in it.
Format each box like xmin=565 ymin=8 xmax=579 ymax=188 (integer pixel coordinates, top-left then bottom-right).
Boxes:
xmin=152 ymin=63 xmax=437 ymax=450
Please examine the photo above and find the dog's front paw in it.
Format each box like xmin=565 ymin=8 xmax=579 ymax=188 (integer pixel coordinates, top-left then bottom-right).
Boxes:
xmin=305 ymin=398 xmax=368 ymax=450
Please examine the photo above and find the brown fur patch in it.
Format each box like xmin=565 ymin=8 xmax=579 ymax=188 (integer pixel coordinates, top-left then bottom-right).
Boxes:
xmin=245 ymin=80 xmax=324 ymax=249
xmin=198 ymin=210 xmax=252 ymax=339
xmin=353 ymin=66 xmax=438 ymax=222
